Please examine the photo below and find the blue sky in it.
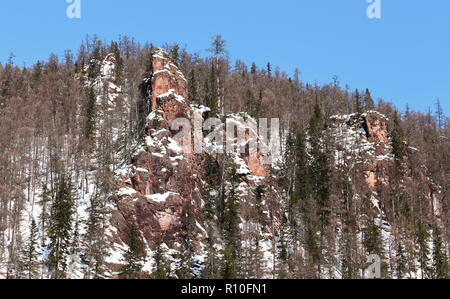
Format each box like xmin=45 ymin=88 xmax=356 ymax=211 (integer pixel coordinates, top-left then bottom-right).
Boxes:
xmin=0 ymin=0 xmax=449 ymax=115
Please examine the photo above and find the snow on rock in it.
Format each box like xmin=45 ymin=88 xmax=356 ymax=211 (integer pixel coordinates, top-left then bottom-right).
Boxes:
xmin=145 ymin=192 xmax=178 ymax=203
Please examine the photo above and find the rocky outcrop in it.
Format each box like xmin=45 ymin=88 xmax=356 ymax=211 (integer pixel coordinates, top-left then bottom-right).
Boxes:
xmin=106 ymin=49 xmax=272 ymax=275
xmin=329 ymin=111 xmax=442 ymax=217
xmin=109 ymin=50 xmax=202 ymax=254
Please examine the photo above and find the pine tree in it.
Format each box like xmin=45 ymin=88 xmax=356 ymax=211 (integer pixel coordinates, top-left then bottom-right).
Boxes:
xmin=415 ymin=220 xmax=431 ymax=279
xmin=176 ymin=203 xmax=195 ymax=279
xmin=245 ymin=88 xmax=255 ymax=118
xmin=395 ymin=241 xmax=407 ymax=279
xmin=266 ymin=62 xmax=272 ymax=78
xmin=292 ymin=130 xmax=311 ymax=212
xmin=83 ymin=193 xmax=107 ymax=278
xmin=361 ymin=194 xmax=387 ymax=277
xmin=340 ymin=231 xmax=358 ymax=279
xmin=207 ymin=35 xmax=227 ymax=114
xmin=304 ymin=221 xmax=321 ymax=277
xmin=206 ymin=65 xmax=219 ymax=116
xmin=276 ymin=217 xmax=291 ymax=278
xmin=431 ymin=225 xmax=449 ymax=279
xmin=391 ymin=112 xmax=407 ymax=171
xmin=48 ymin=176 xmax=74 ymax=279
xmin=88 ymin=47 xmax=101 ymax=79
xmin=21 ymin=219 xmax=40 ymax=279
xmin=83 ymin=87 xmax=97 ymax=145
xmin=308 ymin=104 xmax=331 ymax=230
xmin=152 ymin=236 xmax=171 ymax=279
xmin=188 ymin=70 xmax=199 ymax=104
xmin=363 ymin=218 xmax=383 ymax=256
xmin=68 ymin=215 xmax=82 ymax=278
xmin=221 ymin=162 xmax=242 ymax=279
xmin=340 ymin=175 xmax=359 ymax=279
xmin=170 ymin=43 xmax=180 ymax=67
xmin=201 ymin=154 xmax=221 ymax=279
xmin=119 ymin=224 xmax=143 ymax=279
xmin=250 ymin=62 xmax=257 ymax=78
xmin=201 ymin=224 xmax=220 ymax=279
xmin=364 ymin=88 xmax=375 ymax=111
xmin=37 ymin=185 xmax=52 ymax=246
xmin=249 ymin=186 xmax=266 ymax=279
xmin=249 ymin=231 xmax=265 ymax=279
xmin=110 ymin=41 xmax=123 ymax=85
xmin=354 ymin=89 xmax=364 ymax=116
xmin=203 ymin=154 xmax=219 ymax=221
xmin=292 ymin=128 xmax=321 ymax=276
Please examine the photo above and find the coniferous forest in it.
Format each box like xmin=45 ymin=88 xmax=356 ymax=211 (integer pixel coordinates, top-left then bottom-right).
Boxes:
xmin=0 ymin=35 xmax=448 ymax=279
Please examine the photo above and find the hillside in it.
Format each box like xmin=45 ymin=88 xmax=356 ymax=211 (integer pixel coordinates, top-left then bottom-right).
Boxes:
xmin=0 ymin=37 xmax=448 ymax=279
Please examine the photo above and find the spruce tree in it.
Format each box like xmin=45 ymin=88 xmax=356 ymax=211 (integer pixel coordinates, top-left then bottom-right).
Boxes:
xmin=364 ymin=88 xmax=375 ymax=111
xmin=83 ymin=193 xmax=107 ymax=278
xmin=363 ymin=218 xmax=383 ymax=257
xmin=415 ymin=220 xmax=431 ymax=279
xmin=354 ymin=89 xmax=364 ymax=116
xmin=152 ymin=236 xmax=171 ymax=279
xmin=37 ymin=185 xmax=52 ymax=246
xmin=391 ymin=112 xmax=407 ymax=171
xmin=221 ymin=162 xmax=242 ymax=279
xmin=176 ymin=203 xmax=195 ymax=279
xmin=21 ymin=219 xmax=40 ymax=279
xmin=119 ymin=224 xmax=143 ymax=279
xmin=203 ymin=154 xmax=219 ymax=221
xmin=202 ymin=224 xmax=220 ymax=279
xmin=266 ymin=62 xmax=272 ymax=78
xmin=308 ymin=104 xmax=331 ymax=229
xmin=340 ymin=175 xmax=358 ymax=279
xmin=293 ymin=128 xmax=321 ymax=276
xmin=88 ymin=47 xmax=101 ymax=79
xmin=395 ymin=241 xmax=407 ymax=279
xmin=340 ymin=232 xmax=358 ymax=279
xmin=48 ymin=176 xmax=74 ymax=279
xmin=431 ymin=225 xmax=449 ymax=279
xmin=170 ymin=43 xmax=180 ymax=67
xmin=201 ymin=154 xmax=221 ymax=279
xmin=276 ymin=217 xmax=291 ymax=278
xmin=245 ymin=88 xmax=255 ymax=118
xmin=83 ymin=87 xmax=97 ymax=145
xmin=110 ymin=41 xmax=123 ymax=85
xmin=207 ymin=65 xmax=219 ymax=116
xmin=250 ymin=62 xmax=257 ymax=78
xmin=249 ymin=231 xmax=265 ymax=279
xmin=188 ymin=70 xmax=199 ymax=104
xmin=361 ymin=194 xmax=387 ymax=277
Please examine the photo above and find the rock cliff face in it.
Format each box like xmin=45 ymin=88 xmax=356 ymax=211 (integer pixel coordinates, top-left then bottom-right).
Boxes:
xmin=329 ymin=111 xmax=442 ymax=218
xmin=105 ymin=49 xmax=273 ymax=275
xmin=108 ymin=50 xmax=203 ymax=260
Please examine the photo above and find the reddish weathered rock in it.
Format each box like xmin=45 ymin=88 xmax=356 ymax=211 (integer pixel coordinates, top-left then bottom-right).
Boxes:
xmin=363 ymin=111 xmax=390 ymax=155
xmin=108 ymin=49 xmax=270 ymax=269
xmin=109 ymin=50 xmax=204 ymax=263
xmin=330 ymin=111 xmax=443 ymax=219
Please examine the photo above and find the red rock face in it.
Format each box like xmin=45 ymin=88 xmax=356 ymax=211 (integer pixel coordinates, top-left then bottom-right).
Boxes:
xmin=363 ymin=112 xmax=389 ymax=155
xmin=109 ymin=50 xmax=204 ymax=259
xmin=247 ymin=152 xmax=267 ymax=177
xmin=330 ymin=111 xmax=442 ymax=218
xmin=109 ymin=49 xmax=269 ymax=264
xmin=150 ymin=50 xmax=188 ymax=112
xmin=107 ymin=49 xmax=275 ymax=276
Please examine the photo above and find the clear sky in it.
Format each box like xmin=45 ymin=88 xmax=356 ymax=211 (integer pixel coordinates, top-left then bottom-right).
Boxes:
xmin=0 ymin=0 xmax=449 ymax=115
